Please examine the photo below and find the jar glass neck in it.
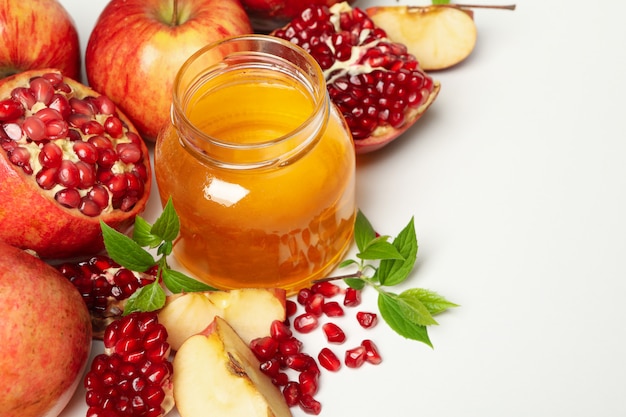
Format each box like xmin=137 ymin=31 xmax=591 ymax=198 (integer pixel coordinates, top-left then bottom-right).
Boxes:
xmin=170 ymin=35 xmax=330 ymax=170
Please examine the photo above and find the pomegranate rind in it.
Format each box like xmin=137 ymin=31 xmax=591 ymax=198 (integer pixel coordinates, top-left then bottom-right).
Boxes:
xmin=354 ymin=81 xmax=441 ymax=154
xmin=242 ymin=0 xmax=357 ymax=32
xmin=0 ymin=69 xmax=152 ymax=259
xmin=0 ymin=241 xmax=92 ymax=417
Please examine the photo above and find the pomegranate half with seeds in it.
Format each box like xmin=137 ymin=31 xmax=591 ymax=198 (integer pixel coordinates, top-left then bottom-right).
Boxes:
xmin=272 ymin=2 xmax=440 ymax=154
xmin=0 ymin=69 xmax=151 ymax=259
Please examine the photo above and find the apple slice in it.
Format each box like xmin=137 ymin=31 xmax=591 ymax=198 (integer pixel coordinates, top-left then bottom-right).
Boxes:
xmin=173 ymin=317 xmax=293 ymax=417
xmin=158 ymin=288 xmax=286 ymax=351
xmin=366 ymin=5 xmax=478 ymax=71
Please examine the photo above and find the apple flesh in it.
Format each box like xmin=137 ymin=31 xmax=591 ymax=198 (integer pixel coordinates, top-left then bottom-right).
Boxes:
xmin=86 ymin=0 xmax=253 ymax=141
xmin=173 ymin=317 xmax=293 ymax=417
xmin=0 ymin=0 xmax=80 ymax=80
xmin=0 ymin=241 xmax=92 ymax=417
xmin=366 ymin=5 xmax=478 ymax=71
xmin=158 ymin=288 xmax=287 ymax=351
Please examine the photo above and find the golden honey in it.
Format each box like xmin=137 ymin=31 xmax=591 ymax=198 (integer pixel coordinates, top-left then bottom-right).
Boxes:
xmin=154 ymin=35 xmax=356 ymax=293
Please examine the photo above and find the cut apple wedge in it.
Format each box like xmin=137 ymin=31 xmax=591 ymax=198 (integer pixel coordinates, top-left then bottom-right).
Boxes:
xmin=173 ymin=317 xmax=293 ymax=417
xmin=366 ymin=5 xmax=477 ymax=71
xmin=158 ymin=288 xmax=286 ymax=351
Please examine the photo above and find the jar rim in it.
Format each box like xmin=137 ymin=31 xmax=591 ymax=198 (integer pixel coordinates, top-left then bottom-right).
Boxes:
xmin=171 ymin=34 xmax=329 ymax=160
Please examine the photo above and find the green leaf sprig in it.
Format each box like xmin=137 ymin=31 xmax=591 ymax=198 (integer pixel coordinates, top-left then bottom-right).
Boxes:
xmin=100 ymin=197 xmax=215 ymax=315
xmin=322 ymin=210 xmax=458 ymax=348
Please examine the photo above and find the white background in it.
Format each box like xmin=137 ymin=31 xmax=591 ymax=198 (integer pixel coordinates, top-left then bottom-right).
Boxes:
xmin=57 ymin=0 xmax=626 ymax=416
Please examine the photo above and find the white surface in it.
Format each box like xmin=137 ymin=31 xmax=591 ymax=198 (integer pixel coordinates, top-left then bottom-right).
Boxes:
xmin=57 ymin=0 xmax=626 ymax=416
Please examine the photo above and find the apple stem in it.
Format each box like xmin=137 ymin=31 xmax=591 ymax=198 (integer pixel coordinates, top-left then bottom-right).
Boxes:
xmin=172 ymin=0 xmax=179 ymax=26
xmin=450 ymin=4 xmax=516 ymax=10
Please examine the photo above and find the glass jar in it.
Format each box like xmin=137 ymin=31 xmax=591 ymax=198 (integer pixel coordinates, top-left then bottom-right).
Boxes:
xmin=154 ymin=34 xmax=356 ymax=294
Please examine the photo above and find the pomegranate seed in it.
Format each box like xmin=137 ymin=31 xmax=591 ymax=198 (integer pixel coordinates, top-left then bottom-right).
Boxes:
xmin=299 ymin=394 xmax=322 ymax=415
xmin=117 ymin=142 xmax=142 ymax=164
xmin=283 ymin=353 xmax=314 ymax=372
xmin=48 ymin=93 xmax=71 ymax=118
xmin=70 ymin=96 xmax=95 ymax=116
xmin=29 ymin=77 xmax=54 ymax=105
xmin=269 ymin=320 xmax=292 ymax=341
xmin=104 ymin=115 xmax=124 ymax=138
xmin=0 ymin=98 xmax=25 ymax=120
xmin=10 ymin=88 xmax=36 ymax=110
xmin=293 ymin=313 xmax=319 ymax=333
xmin=82 ymin=120 xmax=105 ymax=135
xmin=259 ymin=358 xmax=281 ymax=377
xmin=298 ymin=370 xmax=319 ymax=396
xmin=35 ymin=107 xmax=63 ymax=124
xmin=57 ymin=160 xmax=80 ymax=188
xmin=344 ymin=287 xmax=362 ymax=307
xmin=55 ymin=188 xmax=81 ymax=208
xmin=356 ymin=311 xmax=378 ymax=328
xmin=322 ymin=301 xmax=344 ymax=317
xmin=45 ymin=119 xmax=69 ymax=140
xmin=249 ymin=336 xmax=279 ymax=361
xmin=272 ymin=372 xmax=289 ymax=387
xmin=73 ymin=141 xmax=99 ymax=164
xmin=38 ymin=142 xmax=63 ymax=168
xmin=318 ymin=347 xmax=341 ymax=372
xmin=286 ymin=299 xmax=298 ymax=317
xmin=283 ymin=381 xmax=301 ymax=407
xmin=297 ymin=288 xmax=314 ymax=305
xmin=311 ymin=281 xmax=341 ymax=297
xmin=278 ymin=337 xmax=302 ymax=356
xmin=22 ymin=116 xmax=46 ymax=141
xmin=361 ymin=339 xmax=382 ymax=365
xmin=345 ymin=345 xmax=367 ymax=368
xmin=322 ymin=322 xmax=346 ymax=344
xmin=304 ymin=293 xmax=325 ymax=317
xmin=36 ymin=167 xmax=58 ymax=190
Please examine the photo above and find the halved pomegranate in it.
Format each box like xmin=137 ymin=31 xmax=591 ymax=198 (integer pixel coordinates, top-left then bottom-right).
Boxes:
xmin=272 ymin=2 xmax=441 ymax=154
xmin=0 ymin=69 xmax=151 ymax=259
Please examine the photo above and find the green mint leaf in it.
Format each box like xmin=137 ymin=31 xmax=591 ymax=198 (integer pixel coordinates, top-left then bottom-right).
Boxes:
xmin=151 ymin=198 xmax=180 ymax=243
xmin=376 ymin=217 xmax=418 ymax=286
xmin=101 ymin=221 xmax=156 ymax=272
xmin=161 ymin=268 xmax=217 ymax=293
xmin=378 ymin=291 xmax=433 ymax=347
xmin=344 ymin=278 xmax=366 ymax=290
xmin=403 ymin=288 xmax=459 ymax=315
xmin=358 ymin=237 xmax=404 ymax=261
xmin=354 ymin=210 xmax=377 ymax=252
xmin=132 ymin=216 xmax=163 ymax=248
xmin=157 ymin=240 xmax=173 ymax=257
xmin=432 ymin=0 xmax=451 ymax=4
xmin=338 ymin=259 xmax=359 ymax=269
xmin=123 ymin=281 xmax=166 ymax=314
xmin=397 ymin=289 xmax=438 ymax=326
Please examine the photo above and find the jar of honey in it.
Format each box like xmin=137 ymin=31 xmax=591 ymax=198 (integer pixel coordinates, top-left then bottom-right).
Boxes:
xmin=154 ymin=35 xmax=356 ymax=294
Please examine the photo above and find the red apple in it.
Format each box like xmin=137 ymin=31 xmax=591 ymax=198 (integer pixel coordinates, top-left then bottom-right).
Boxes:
xmin=0 ymin=0 xmax=80 ymax=80
xmin=85 ymin=0 xmax=253 ymax=141
xmin=0 ymin=241 xmax=92 ymax=417
xmin=241 ymin=0 xmax=357 ymax=32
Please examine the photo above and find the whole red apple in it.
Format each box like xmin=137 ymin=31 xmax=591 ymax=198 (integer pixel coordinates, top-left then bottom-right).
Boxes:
xmin=85 ymin=0 xmax=253 ymax=141
xmin=0 ymin=0 xmax=80 ymax=80
xmin=241 ymin=0 xmax=357 ymax=31
xmin=0 ymin=241 xmax=92 ymax=417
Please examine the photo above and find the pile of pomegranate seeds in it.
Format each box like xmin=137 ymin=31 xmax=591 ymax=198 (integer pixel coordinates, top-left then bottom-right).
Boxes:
xmin=272 ymin=3 xmax=436 ymax=142
xmin=250 ymin=281 xmax=382 ymax=415
xmin=57 ymin=255 xmax=157 ymax=338
xmin=0 ymin=72 xmax=148 ymax=217
xmin=84 ymin=311 xmax=174 ymax=417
